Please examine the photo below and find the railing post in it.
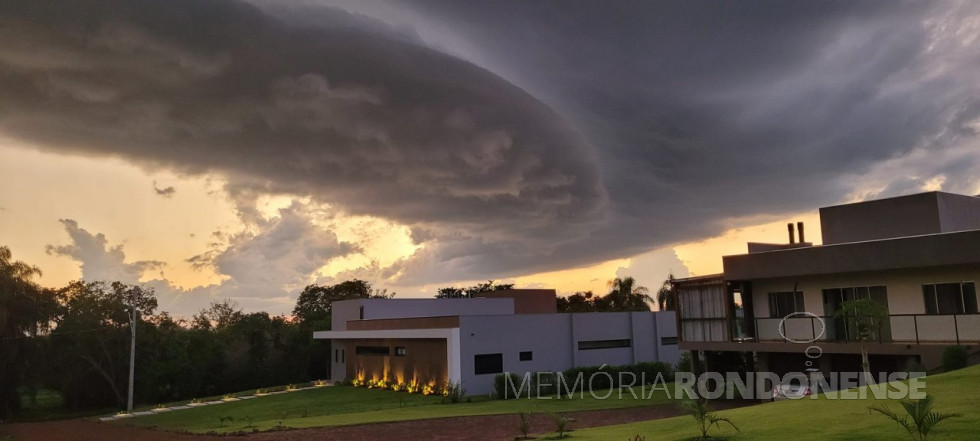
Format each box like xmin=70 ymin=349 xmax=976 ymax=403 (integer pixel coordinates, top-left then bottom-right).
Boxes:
xmin=954 ymin=314 xmax=960 ymax=345
xmin=914 ymin=315 xmax=919 ymax=345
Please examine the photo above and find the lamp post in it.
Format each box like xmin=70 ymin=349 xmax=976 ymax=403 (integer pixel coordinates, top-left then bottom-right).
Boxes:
xmin=127 ymin=297 xmax=137 ymax=412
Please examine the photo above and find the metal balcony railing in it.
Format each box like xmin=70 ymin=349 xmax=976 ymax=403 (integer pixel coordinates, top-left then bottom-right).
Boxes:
xmin=752 ymin=313 xmax=980 ymax=345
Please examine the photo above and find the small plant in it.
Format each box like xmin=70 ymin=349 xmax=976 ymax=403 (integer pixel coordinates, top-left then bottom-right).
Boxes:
xmin=286 ymin=384 xmax=297 ymax=391
xmin=443 ymin=381 xmax=465 ymax=403
xmin=628 ymin=436 xmax=646 ymax=441
xmin=255 ymin=388 xmax=265 ymax=395
xmin=517 ymin=411 xmax=533 ymax=440
xmin=217 ymin=416 xmax=234 ymax=428
xmin=314 ymin=379 xmax=328 ymax=387
xmin=551 ymin=413 xmax=573 ymax=439
xmin=868 ymin=394 xmax=959 ymax=441
xmin=241 ymin=415 xmax=256 ymax=429
xmin=942 ymin=345 xmax=969 ymax=372
xmin=685 ymin=397 xmax=739 ymax=440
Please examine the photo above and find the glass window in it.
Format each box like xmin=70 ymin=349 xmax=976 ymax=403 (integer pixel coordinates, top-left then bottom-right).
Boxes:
xmin=577 ymin=339 xmax=632 ymax=350
xmin=519 ymin=351 xmax=533 ymax=361
xmin=964 ymin=282 xmax=978 ymax=314
xmin=355 ymin=346 xmax=390 ymax=356
xmin=661 ymin=336 xmax=679 ymax=345
xmin=768 ymin=291 xmax=804 ymax=318
xmin=923 ymin=282 xmax=976 ymax=315
xmin=394 ymin=347 xmax=407 ymax=357
xmin=474 ymin=353 xmax=503 ymax=375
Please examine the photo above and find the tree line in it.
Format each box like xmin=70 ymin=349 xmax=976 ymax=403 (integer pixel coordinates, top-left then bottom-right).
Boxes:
xmin=0 ymin=246 xmax=385 ymax=419
xmin=0 ymin=245 xmax=677 ymax=419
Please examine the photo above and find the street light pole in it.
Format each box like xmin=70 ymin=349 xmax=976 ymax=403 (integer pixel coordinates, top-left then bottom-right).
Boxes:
xmin=127 ymin=299 xmax=137 ymax=412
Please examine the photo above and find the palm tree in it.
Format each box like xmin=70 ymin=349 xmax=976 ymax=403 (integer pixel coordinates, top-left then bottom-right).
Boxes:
xmin=685 ymin=397 xmax=739 ymax=440
xmin=656 ymin=273 xmax=676 ymax=311
xmin=833 ymin=297 xmax=890 ymax=385
xmin=868 ymin=394 xmax=959 ymax=441
xmin=605 ymin=277 xmax=652 ymax=311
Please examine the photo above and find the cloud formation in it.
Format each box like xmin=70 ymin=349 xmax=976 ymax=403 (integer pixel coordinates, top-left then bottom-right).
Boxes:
xmin=46 ymin=219 xmax=166 ymax=283
xmin=5 ymin=0 xmax=980 ymax=291
xmin=152 ymin=181 xmax=176 ymax=198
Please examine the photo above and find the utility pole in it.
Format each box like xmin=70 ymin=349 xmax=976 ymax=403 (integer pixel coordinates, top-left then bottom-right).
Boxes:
xmin=127 ymin=295 xmax=137 ymax=412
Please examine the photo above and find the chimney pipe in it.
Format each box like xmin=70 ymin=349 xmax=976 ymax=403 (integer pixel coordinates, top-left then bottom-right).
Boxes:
xmin=787 ymin=223 xmax=795 ymax=244
xmin=797 ymin=222 xmax=805 ymax=244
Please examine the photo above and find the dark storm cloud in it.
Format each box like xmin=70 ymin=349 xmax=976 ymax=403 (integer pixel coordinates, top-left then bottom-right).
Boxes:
xmin=0 ymin=0 xmax=607 ymax=280
xmin=381 ymin=0 xmax=980 ymax=264
xmin=3 ymin=0 xmax=980 ymax=285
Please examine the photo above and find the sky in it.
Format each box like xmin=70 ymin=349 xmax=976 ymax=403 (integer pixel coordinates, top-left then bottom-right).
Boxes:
xmin=1 ymin=0 xmax=978 ymax=317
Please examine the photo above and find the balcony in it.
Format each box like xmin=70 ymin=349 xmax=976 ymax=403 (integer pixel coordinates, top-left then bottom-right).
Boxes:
xmin=754 ymin=313 xmax=980 ymax=345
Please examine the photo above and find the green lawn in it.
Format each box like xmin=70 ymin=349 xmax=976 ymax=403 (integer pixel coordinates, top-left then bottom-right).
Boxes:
xmin=115 ymin=384 xmax=672 ymax=433
xmin=567 ymin=365 xmax=980 ymax=441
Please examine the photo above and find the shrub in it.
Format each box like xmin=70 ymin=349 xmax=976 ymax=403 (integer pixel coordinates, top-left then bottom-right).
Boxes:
xmin=942 ymin=346 xmax=969 ymax=372
xmin=677 ymin=351 xmax=693 ymax=373
xmin=685 ymin=397 xmax=738 ymax=440
xmin=517 ymin=411 xmax=533 ymax=439
xmin=494 ymin=373 xmax=524 ymax=399
xmin=868 ymin=394 xmax=959 ymax=441
xmin=531 ymin=371 xmax=559 ymax=396
xmin=551 ymin=413 xmax=573 ymax=439
xmin=442 ymin=381 xmax=465 ymax=403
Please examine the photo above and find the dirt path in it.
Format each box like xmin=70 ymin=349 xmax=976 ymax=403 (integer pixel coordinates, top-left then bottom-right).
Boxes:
xmin=1 ymin=402 xmax=752 ymax=441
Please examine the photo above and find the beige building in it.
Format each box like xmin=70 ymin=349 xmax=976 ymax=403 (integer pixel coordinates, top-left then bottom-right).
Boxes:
xmin=675 ymin=191 xmax=980 ymax=375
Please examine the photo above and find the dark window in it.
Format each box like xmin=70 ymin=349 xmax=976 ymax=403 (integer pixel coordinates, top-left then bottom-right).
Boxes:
xmin=519 ymin=351 xmax=533 ymax=361
xmin=661 ymin=336 xmax=678 ymax=345
xmin=577 ymin=339 xmax=631 ymax=350
xmin=355 ymin=346 xmax=390 ymax=356
xmin=965 ymin=282 xmax=978 ymax=314
xmin=334 ymin=349 xmax=339 ymax=363
xmin=359 ymin=306 xmax=364 ymax=320
xmin=768 ymin=291 xmax=804 ymax=318
xmin=923 ymin=282 xmax=978 ymax=315
xmin=474 ymin=353 xmax=503 ymax=375
xmin=394 ymin=347 xmax=407 ymax=356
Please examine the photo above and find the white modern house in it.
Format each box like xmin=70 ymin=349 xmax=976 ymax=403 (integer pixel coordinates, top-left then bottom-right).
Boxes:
xmin=314 ymin=290 xmax=679 ymax=395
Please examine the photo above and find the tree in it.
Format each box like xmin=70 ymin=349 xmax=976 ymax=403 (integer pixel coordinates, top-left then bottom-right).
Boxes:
xmin=868 ymin=394 xmax=959 ymax=441
xmin=603 ymin=277 xmax=652 ymax=311
xmin=833 ymin=297 xmax=889 ymax=385
xmin=293 ymin=279 xmax=392 ymax=322
xmin=435 ymin=280 xmax=514 ymax=298
xmin=656 ymin=273 xmax=676 ymax=311
xmin=0 ymin=246 xmax=58 ymax=419
xmin=192 ymin=299 xmax=244 ymax=330
xmin=51 ymin=281 xmax=156 ymax=409
xmin=556 ymin=291 xmax=598 ymax=313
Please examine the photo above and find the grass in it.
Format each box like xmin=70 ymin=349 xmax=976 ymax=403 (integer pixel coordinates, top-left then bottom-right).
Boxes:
xmin=567 ymin=365 xmax=980 ymax=440
xmin=114 ymin=384 xmax=673 ymax=434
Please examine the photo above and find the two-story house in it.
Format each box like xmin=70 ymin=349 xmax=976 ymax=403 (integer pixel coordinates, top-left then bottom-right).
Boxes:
xmin=675 ymin=191 xmax=980 ymax=377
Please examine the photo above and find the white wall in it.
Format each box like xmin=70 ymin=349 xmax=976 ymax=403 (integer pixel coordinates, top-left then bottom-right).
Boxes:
xmin=456 ymin=312 xmax=680 ymax=395
xmin=332 ymin=298 xmax=515 ymax=331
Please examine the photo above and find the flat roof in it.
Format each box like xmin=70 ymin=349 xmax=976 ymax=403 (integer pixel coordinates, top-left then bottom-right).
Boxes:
xmin=723 ymin=228 xmax=980 ymax=280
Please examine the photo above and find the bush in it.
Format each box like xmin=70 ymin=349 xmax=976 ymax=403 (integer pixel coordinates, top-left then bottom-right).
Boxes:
xmin=677 ymin=351 xmax=693 ymax=373
xmin=942 ymin=345 xmax=969 ymax=372
xmin=494 ymin=373 xmax=524 ymax=399
xmin=442 ymin=381 xmax=465 ymax=403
